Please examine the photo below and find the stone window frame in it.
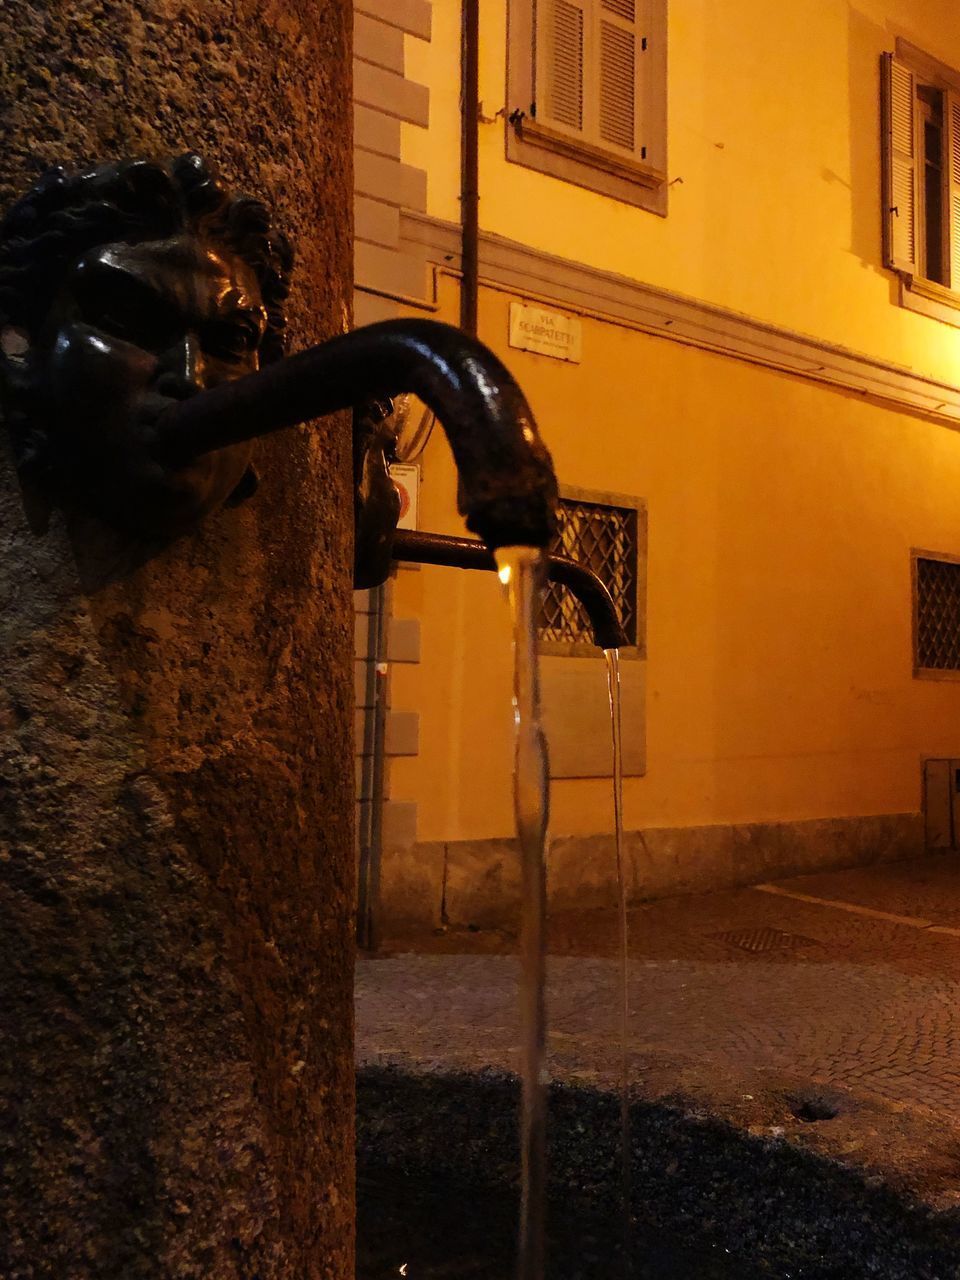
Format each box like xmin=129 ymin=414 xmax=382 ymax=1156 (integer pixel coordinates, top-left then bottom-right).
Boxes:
xmin=883 ymin=40 xmax=960 ymax=330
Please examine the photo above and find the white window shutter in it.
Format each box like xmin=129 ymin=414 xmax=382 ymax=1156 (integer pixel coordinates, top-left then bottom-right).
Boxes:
xmin=537 ymin=0 xmax=588 ymax=136
xmin=945 ymin=90 xmax=960 ymax=290
xmin=881 ymin=52 xmax=918 ymax=274
xmin=597 ymin=0 xmax=640 ymax=156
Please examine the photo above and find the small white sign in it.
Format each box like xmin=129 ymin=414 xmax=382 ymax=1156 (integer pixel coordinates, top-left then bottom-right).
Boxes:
xmin=508 ymin=302 xmax=582 ymax=363
xmin=390 ymin=463 xmax=420 ymax=531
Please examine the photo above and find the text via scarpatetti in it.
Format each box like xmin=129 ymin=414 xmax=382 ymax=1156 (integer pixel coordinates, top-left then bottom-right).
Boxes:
xmin=508 ymin=301 xmax=582 ymax=363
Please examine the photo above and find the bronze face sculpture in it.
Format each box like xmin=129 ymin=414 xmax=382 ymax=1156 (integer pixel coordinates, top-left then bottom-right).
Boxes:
xmin=0 ymin=153 xmax=291 ymax=535
xmin=0 ymin=154 xmax=559 ymax=575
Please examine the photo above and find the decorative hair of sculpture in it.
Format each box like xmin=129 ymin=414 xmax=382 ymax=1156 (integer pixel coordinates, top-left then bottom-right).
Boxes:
xmin=0 ymin=153 xmax=298 ymax=538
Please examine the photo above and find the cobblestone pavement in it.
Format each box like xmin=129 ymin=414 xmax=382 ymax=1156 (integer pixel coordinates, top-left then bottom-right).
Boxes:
xmin=357 ymin=854 xmax=960 ymax=1204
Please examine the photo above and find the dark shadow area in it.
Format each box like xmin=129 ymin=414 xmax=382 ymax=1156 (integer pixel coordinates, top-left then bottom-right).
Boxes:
xmin=358 ymin=1067 xmax=960 ymax=1280
xmin=357 ymin=1169 xmax=744 ymax=1280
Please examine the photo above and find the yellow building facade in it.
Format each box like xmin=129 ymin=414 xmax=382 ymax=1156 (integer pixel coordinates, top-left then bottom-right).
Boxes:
xmin=353 ymin=0 xmax=960 ymax=934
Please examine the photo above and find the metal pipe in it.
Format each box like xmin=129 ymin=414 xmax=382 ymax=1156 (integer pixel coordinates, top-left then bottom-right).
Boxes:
xmin=356 ymin=582 xmax=390 ymax=952
xmin=460 ymin=0 xmax=480 ymax=337
xmin=156 ymin=318 xmax=558 ymax=551
xmin=392 ymin=528 xmax=628 ymax=651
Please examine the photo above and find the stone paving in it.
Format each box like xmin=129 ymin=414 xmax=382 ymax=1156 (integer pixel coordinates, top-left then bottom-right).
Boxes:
xmin=357 ymin=853 xmax=960 ymax=1206
xmin=359 ymin=856 xmax=960 ymax=1113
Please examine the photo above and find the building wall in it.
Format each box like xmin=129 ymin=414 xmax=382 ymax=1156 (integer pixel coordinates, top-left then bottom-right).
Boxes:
xmin=374 ymin=1 xmax=960 ymax=927
xmin=405 ymin=0 xmax=960 ymax=384
xmin=354 ymin=0 xmax=430 ymax=319
xmin=352 ymin=0 xmax=430 ymax=897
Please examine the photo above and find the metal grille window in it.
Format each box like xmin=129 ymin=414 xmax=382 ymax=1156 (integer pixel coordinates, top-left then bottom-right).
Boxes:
xmin=915 ymin=554 xmax=960 ymax=671
xmin=540 ymin=493 xmax=640 ymax=652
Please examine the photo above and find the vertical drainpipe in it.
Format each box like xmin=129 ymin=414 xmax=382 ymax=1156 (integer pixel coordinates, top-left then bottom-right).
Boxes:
xmin=456 ymin=0 xmax=481 ymax=523
xmin=452 ymin=0 xmax=480 ymax=914
xmin=357 ymin=581 xmax=391 ymax=951
xmin=461 ymin=0 xmax=480 ymax=338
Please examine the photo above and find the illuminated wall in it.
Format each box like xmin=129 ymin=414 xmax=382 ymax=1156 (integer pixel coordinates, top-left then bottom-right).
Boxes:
xmin=370 ymin=1 xmax=960 ymax=909
xmin=404 ymin=0 xmax=960 ymax=384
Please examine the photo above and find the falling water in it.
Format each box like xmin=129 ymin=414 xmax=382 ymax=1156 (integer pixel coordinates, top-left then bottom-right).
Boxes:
xmin=496 ymin=545 xmax=550 ymax=1280
xmin=604 ymin=647 xmax=632 ymax=1275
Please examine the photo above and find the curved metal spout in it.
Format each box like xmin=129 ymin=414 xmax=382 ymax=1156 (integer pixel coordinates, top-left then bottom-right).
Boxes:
xmin=156 ymin=319 xmax=558 ymax=551
xmin=393 ymin=528 xmax=628 ymax=651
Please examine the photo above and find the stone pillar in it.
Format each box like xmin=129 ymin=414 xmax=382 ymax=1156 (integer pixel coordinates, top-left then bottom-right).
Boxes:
xmin=0 ymin=4 xmax=354 ymax=1276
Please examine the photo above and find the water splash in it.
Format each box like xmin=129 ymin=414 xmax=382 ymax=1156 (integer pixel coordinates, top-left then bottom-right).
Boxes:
xmin=604 ymin=647 xmax=632 ymax=1275
xmin=496 ymin=545 xmax=550 ymax=1280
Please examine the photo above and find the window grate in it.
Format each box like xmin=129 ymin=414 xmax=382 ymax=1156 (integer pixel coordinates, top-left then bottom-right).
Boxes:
xmin=916 ymin=556 xmax=960 ymax=670
xmin=540 ymin=496 xmax=638 ymax=649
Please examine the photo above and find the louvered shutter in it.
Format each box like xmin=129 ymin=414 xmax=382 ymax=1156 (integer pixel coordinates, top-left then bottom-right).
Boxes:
xmin=881 ymin=52 xmax=918 ymax=273
xmin=597 ymin=0 xmax=640 ymax=155
xmin=945 ymin=90 xmax=960 ymax=289
xmin=537 ymin=0 xmax=588 ymax=137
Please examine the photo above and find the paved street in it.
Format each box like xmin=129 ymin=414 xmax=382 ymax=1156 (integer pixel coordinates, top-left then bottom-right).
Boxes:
xmin=357 ymin=853 xmax=960 ymax=1208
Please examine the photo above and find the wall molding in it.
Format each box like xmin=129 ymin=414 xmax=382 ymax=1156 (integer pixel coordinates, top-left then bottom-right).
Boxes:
xmin=398 ymin=211 xmax=960 ymax=429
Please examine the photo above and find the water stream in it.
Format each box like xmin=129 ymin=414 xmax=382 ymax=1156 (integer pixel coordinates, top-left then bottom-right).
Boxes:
xmin=604 ymin=647 xmax=632 ymax=1274
xmin=493 ymin=551 xmax=633 ymax=1280
xmin=495 ymin=545 xmax=550 ymax=1280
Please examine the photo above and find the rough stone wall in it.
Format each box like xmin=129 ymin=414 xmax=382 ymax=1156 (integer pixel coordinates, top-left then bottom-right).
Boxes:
xmin=0 ymin=3 xmax=355 ymax=1276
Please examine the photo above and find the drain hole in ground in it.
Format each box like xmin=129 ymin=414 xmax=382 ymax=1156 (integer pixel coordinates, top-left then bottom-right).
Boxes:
xmin=790 ymin=1094 xmax=840 ymax=1123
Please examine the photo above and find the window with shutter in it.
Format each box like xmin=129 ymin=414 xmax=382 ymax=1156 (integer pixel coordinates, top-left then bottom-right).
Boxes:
xmin=947 ymin=93 xmax=960 ymax=288
xmin=541 ymin=0 xmax=586 ymax=134
xmin=506 ymin=0 xmax=667 ymax=215
xmin=882 ymin=42 xmax=960 ymax=328
xmin=598 ymin=0 xmax=638 ymax=153
xmin=881 ymin=54 xmax=917 ymax=275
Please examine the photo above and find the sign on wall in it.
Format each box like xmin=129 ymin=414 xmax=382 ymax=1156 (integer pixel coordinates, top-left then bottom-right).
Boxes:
xmin=508 ymin=302 xmax=582 ymax=363
xmin=389 ymin=463 xmax=420 ymax=531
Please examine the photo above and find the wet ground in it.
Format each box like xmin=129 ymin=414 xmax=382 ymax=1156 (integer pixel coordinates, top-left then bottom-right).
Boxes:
xmin=357 ymin=854 xmax=960 ymax=1278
